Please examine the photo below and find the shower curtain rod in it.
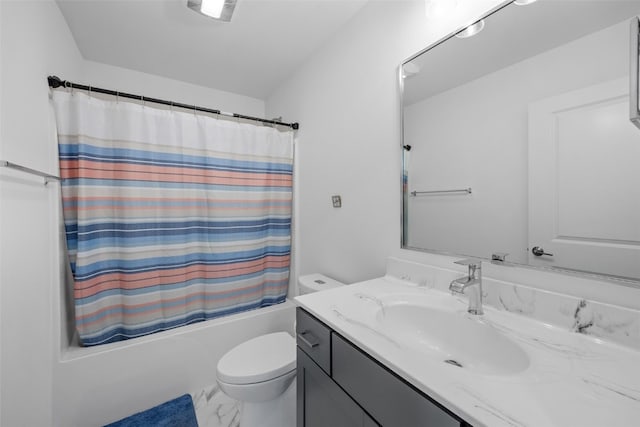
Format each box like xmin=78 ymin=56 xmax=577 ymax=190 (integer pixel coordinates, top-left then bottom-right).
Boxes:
xmin=47 ymin=76 xmax=299 ymax=130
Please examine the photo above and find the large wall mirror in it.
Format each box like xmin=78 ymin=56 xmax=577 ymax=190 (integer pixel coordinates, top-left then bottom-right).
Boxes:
xmin=401 ymin=0 xmax=640 ymax=282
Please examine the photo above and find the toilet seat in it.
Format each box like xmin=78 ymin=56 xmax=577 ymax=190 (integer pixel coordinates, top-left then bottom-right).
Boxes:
xmin=217 ymin=332 xmax=296 ymax=385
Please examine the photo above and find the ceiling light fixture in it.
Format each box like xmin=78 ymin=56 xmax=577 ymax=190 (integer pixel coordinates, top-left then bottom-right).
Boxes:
xmin=402 ymin=62 xmax=421 ymax=79
xmin=187 ymin=0 xmax=237 ymax=22
xmin=513 ymin=0 xmax=538 ymax=5
xmin=455 ymin=19 xmax=485 ymax=38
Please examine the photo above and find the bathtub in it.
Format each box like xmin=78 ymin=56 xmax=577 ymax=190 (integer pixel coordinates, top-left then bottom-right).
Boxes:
xmin=52 ymin=300 xmax=296 ymax=427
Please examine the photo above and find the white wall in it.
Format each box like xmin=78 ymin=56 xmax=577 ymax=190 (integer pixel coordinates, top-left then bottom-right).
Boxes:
xmin=266 ymin=0 xmax=503 ymax=284
xmin=0 ymin=1 xmax=84 ymax=425
xmin=0 ymin=1 xmax=3 ymax=421
xmin=81 ymin=60 xmax=265 ymax=118
xmin=0 ymin=1 xmax=270 ymax=426
xmin=404 ymin=20 xmax=628 ymax=264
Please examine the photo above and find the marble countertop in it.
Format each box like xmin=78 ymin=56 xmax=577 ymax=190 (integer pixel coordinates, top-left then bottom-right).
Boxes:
xmin=295 ymin=276 xmax=640 ymax=427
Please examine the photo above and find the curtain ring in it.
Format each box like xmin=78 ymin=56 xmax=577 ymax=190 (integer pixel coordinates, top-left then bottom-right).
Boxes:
xmin=169 ymin=101 xmax=173 ymax=112
xmin=88 ymin=85 xmax=92 ymax=98
xmin=193 ymin=105 xmax=197 ymax=116
xmin=141 ymin=95 xmax=145 ymax=108
xmin=116 ymin=91 xmax=119 ymax=103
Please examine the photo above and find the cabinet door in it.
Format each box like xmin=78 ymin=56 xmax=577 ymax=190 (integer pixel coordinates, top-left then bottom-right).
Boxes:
xmin=332 ymin=334 xmax=461 ymax=427
xmin=297 ymin=348 xmax=376 ymax=427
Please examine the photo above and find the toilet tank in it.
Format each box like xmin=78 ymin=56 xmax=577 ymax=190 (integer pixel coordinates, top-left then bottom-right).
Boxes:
xmin=298 ymin=273 xmax=345 ymax=295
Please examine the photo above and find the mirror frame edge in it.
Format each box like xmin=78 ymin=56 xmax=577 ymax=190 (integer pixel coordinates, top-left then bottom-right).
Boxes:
xmin=630 ymin=16 xmax=640 ymax=129
xmin=398 ymin=0 xmax=640 ymax=289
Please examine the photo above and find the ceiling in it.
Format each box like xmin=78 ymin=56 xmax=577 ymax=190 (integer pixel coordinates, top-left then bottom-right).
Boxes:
xmin=56 ymin=0 xmax=368 ymax=100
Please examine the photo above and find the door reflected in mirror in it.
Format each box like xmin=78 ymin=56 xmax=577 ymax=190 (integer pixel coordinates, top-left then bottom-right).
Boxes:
xmin=401 ymin=0 xmax=640 ymax=281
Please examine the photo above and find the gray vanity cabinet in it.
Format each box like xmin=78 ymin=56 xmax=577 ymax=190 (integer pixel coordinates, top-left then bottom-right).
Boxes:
xmin=296 ymin=307 xmax=467 ymax=427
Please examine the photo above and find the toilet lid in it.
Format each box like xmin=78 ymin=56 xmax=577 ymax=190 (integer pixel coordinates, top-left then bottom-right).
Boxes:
xmin=217 ymin=332 xmax=296 ymax=385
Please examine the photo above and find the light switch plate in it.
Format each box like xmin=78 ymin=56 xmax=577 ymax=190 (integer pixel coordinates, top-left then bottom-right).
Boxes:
xmin=331 ymin=195 xmax=342 ymax=208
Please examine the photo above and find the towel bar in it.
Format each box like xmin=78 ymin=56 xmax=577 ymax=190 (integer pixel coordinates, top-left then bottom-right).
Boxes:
xmin=0 ymin=160 xmax=62 ymax=185
xmin=410 ymin=187 xmax=472 ymax=196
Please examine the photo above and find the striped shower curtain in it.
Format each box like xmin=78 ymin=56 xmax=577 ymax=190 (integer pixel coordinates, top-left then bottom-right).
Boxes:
xmin=52 ymin=91 xmax=293 ymax=346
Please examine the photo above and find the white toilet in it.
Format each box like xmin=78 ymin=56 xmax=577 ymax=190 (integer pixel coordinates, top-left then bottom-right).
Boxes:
xmin=216 ymin=274 xmax=345 ymax=427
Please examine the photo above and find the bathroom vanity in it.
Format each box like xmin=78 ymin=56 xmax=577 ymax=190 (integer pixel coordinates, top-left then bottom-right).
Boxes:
xmin=379 ymin=0 xmax=640 ymax=421
xmin=294 ymin=259 xmax=640 ymax=427
xmin=296 ymin=308 xmax=467 ymax=427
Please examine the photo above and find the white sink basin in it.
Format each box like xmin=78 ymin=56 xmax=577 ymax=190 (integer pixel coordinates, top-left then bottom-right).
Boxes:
xmin=376 ymin=302 xmax=530 ymax=376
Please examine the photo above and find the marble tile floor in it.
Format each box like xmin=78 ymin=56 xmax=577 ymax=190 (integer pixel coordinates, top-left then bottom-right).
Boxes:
xmin=191 ymin=384 xmax=240 ymax=427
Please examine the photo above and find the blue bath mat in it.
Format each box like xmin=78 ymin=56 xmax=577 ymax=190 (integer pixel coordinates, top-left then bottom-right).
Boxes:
xmin=104 ymin=394 xmax=198 ymax=427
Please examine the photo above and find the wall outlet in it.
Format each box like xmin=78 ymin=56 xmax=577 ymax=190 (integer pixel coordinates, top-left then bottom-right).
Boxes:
xmin=331 ymin=195 xmax=342 ymax=208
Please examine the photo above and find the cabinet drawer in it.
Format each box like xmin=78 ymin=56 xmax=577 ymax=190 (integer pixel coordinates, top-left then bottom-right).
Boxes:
xmin=296 ymin=308 xmax=331 ymax=374
xmin=332 ymin=334 xmax=461 ymax=427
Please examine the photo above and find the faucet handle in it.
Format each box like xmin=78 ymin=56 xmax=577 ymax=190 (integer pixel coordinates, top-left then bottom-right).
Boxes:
xmin=453 ymin=258 xmax=482 ymax=268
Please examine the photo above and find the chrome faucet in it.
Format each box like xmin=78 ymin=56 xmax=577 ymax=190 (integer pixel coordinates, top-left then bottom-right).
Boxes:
xmin=449 ymin=259 xmax=483 ymax=315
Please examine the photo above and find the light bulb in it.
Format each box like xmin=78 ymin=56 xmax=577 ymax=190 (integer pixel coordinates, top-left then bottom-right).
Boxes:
xmin=402 ymin=62 xmax=421 ymax=79
xmin=187 ymin=0 xmax=236 ymax=22
xmin=200 ymin=0 xmax=225 ymax=18
xmin=455 ymin=19 xmax=485 ymax=39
